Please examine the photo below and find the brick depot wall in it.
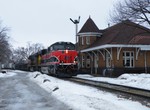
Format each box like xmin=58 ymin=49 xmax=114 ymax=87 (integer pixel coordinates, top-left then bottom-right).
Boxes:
xmin=79 ymin=47 xmax=150 ymax=77
xmin=78 ymin=36 xmax=98 ymax=50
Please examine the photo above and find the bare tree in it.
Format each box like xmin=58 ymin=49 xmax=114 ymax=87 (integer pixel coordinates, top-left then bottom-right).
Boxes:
xmin=13 ymin=42 xmax=44 ymax=64
xmin=110 ymin=0 xmax=150 ymax=27
xmin=0 ymin=21 xmax=12 ymax=63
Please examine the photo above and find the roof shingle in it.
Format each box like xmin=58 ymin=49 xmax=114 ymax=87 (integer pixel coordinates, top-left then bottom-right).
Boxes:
xmin=78 ymin=17 xmax=100 ymax=33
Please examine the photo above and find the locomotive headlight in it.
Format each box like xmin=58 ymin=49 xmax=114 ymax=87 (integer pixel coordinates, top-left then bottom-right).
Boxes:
xmin=65 ymin=49 xmax=68 ymax=54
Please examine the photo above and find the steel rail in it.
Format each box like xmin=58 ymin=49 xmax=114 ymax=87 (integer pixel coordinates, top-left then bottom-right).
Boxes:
xmin=70 ymin=77 xmax=150 ymax=98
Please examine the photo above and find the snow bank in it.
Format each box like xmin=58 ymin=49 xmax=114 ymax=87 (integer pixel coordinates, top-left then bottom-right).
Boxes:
xmin=76 ymin=73 xmax=150 ymax=90
xmin=28 ymin=72 xmax=149 ymax=110
xmin=118 ymin=73 xmax=150 ymax=90
xmin=0 ymin=70 xmax=16 ymax=78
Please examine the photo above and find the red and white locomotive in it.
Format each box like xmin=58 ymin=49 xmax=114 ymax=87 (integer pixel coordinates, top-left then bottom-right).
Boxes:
xmin=28 ymin=41 xmax=78 ymax=77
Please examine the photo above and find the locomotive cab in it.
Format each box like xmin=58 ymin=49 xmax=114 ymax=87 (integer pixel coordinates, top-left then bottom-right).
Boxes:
xmin=41 ymin=41 xmax=78 ymax=77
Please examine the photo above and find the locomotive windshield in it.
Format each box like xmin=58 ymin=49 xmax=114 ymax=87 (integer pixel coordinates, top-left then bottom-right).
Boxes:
xmin=52 ymin=42 xmax=75 ymax=50
xmin=53 ymin=44 xmax=64 ymax=50
xmin=65 ymin=43 xmax=75 ymax=50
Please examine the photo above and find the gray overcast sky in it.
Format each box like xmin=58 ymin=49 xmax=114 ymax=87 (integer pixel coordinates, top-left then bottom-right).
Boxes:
xmin=0 ymin=0 xmax=118 ymax=48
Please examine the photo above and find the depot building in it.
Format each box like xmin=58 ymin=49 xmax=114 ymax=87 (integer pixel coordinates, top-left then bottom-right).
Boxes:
xmin=77 ymin=17 xmax=150 ymax=77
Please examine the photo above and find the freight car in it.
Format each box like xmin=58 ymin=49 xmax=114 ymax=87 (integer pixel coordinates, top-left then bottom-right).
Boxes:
xmin=28 ymin=41 xmax=79 ymax=77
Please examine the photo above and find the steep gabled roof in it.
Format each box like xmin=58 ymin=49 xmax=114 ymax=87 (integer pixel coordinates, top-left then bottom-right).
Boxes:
xmin=83 ymin=20 xmax=150 ymax=50
xmin=78 ymin=17 xmax=100 ymax=33
xmin=129 ymin=36 xmax=150 ymax=44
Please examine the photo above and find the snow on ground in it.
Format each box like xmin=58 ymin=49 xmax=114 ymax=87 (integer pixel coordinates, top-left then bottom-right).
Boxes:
xmin=0 ymin=70 xmax=16 ymax=77
xmin=76 ymin=73 xmax=150 ymax=90
xmin=28 ymin=72 xmax=150 ymax=110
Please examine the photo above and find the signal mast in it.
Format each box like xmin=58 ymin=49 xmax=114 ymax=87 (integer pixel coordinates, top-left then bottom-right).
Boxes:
xmin=70 ymin=16 xmax=80 ymax=50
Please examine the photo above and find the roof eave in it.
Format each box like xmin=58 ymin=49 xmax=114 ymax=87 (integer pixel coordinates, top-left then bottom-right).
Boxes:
xmin=77 ymin=32 xmax=102 ymax=37
xmin=80 ymin=44 xmax=150 ymax=52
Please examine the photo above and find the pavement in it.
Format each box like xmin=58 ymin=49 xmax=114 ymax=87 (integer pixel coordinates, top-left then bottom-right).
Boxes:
xmin=0 ymin=71 xmax=71 ymax=110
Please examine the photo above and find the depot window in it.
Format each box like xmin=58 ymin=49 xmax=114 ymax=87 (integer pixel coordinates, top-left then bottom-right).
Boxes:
xmin=81 ymin=55 xmax=85 ymax=68
xmin=81 ymin=37 xmax=84 ymax=45
xmin=123 ymin=51 xmax=134 ymax=68
xmin=86 ymin=37 xmax=90 ymax=45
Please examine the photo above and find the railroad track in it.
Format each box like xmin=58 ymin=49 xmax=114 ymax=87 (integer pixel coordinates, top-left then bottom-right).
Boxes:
xmin=69 ymin=77 xmax=150 ymax=98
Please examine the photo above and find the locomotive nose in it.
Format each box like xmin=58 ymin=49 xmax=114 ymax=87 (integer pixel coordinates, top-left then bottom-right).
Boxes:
xmin=64 ymin=55 xmax=71 ymax=63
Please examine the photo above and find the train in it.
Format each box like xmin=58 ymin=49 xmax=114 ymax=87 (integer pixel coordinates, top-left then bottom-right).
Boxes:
xmin=27 ymin=41 xmax=79 ymax=77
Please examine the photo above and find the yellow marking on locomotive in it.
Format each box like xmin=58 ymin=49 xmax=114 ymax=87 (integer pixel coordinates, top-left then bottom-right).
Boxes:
xmin=38 ymin=55 xmax=41 ymax=65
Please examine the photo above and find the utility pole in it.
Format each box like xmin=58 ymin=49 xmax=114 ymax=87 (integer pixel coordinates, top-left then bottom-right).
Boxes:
xmin=70 ymin=16 xmax=80 ymax=50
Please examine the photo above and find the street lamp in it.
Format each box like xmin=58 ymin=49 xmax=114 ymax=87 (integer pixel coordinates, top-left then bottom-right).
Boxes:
xmin=70 ymin=16 xmax=80 ymax=50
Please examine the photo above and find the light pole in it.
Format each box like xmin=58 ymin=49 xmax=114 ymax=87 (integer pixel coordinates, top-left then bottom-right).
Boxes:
xmin=70 ymin=16 xmax=80 ymax=50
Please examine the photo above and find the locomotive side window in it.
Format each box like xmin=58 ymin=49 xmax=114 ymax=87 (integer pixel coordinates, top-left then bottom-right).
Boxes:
xmin=50 ymin=47 xmax=53 ymax=51
xmin=41 ymin=49 xmax=47 ymax=55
